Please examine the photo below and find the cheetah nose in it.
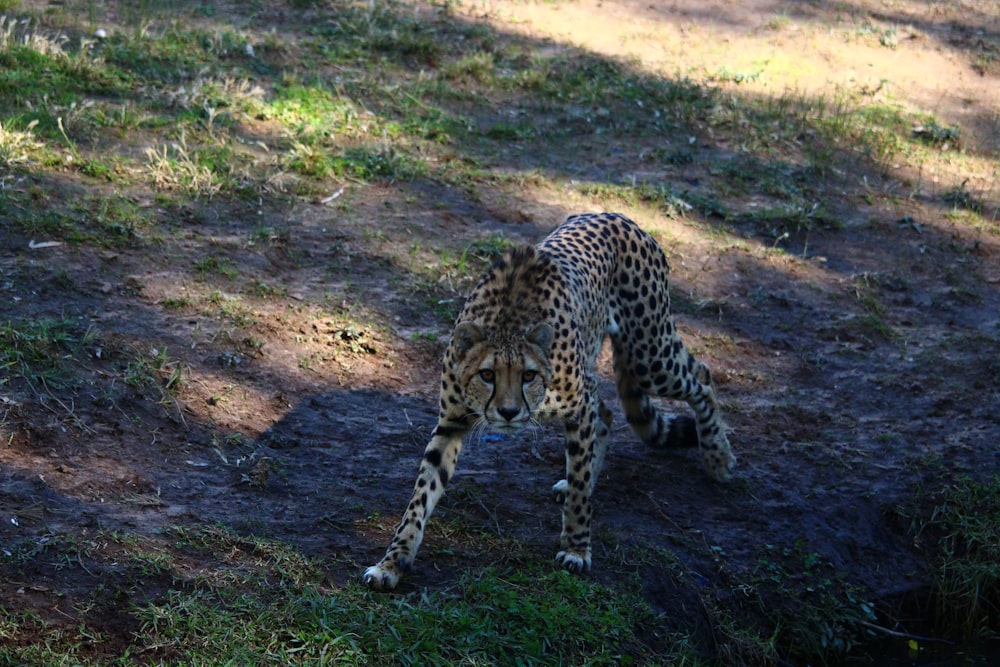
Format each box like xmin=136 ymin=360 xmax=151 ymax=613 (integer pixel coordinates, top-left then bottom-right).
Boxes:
xmin=497 ymin=406 xmax=521 ymax=422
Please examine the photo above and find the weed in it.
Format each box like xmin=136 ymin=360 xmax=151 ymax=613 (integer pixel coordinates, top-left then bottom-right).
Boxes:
xmin=265 ymin=82 xmax=365 ymax=138
xmin=246 ymin=280 xmax=286 ymax=298
xmin=737 ymin=202 xmax=840 ymax=240
xmin=942 ymin=180 xmax=986 ymax=215
xmin=164 ymin=524 xmax=324 ymax=587
xmin=443 ymin=50 xmax=496 ymax=83
xmin=853 ymin=272 xmax=887 ymax=315
xmin=217 ymin=298 xmax=259 ymax=329
xmin=751 ymin=543 xmax=879 ymax=662
xmin=160 ymin=295 xmax=193 ymax=309
xmin=146 ymin=134 xmax=224 ymax=199
xmin=708 ymin=66 xmax=762 ymax=85
xmin=911 ymin=118 xmax=961 ymax=147
xmin=193 ymin=255 xmax=237 ymax=280
xmin=123 ymin=346 xmax=184 ymax=397
xmin=763 ymin=14 xmax=791 ymax=31
xmin=99 ymin=530 xmax=173 ymax=576
xmin=0 ymin=318 xmax=88 ymax=389
xmin=913 ymin=477 xmax=1000 ymax=637
xmin=286 ymin=142 xmax=422 ymax=182
xmin=0 ymin=119 xmax=42 ymax=167
xmin=76 ymin=194 xmax=151 ymax=246
xmin=467 ymin=232 xmax=513 ymax=260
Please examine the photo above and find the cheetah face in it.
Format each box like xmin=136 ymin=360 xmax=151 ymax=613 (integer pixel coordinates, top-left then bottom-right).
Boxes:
xmin=452 ymin=322 xmax=553 ymax=431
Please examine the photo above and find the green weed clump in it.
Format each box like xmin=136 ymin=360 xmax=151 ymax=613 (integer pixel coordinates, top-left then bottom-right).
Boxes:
xmin=0 ymin=318 xmax=88 ymax=388
xmin=925 ymin=477 xmax=1000 ymax=636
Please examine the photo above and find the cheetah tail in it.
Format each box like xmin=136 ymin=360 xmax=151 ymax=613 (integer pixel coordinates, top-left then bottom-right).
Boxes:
xmin=659 ymin=415 xmax=699 ymax=449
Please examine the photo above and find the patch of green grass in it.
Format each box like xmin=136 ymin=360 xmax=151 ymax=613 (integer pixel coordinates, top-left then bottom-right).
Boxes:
xmin=133 ymin=566 xmax=675 ymax=666
xmin=286 ymin=142 xmax=424 ymax=182
xmin=0 ymin=29 xmax=132 ymax=151
xmin=737 ymin=203 xmax=841 ymax=239
xmin=911 ymin=116 xmax=961 ymax=147
xmin=165 ymin=524 xmax=324 ymax=587
xmin=122 ymin=345 xmax=184 ymax=397
xmin=0 ymin=186 xmax=154 ymax=247
xmin=75 ymin=194 xmax=153 ymax=246
xmin=99 ymin=27 xmax=239 ymax=82
xmin=467 ymin=232 xmax=514 ymax=260
xmin=245 ymin=279 xmax=286 ymax=298
xmin=0 ymin=318 xmax=90 ymax=389
xmin=145 ymin=135 xmax=227 ymax=199
xmin=193 ymin=255 xmax=237 ymax=279
xmin=915 ymin=477 xmax=1000 ymax=637
xmin=160 ymin=295 xmax=193 ymax=309
xmin=3 ymin=521 xmax=700 ymax=665
xmin=750 ymin=542 xmax=879 ymax=663
xmin=266 ymin=82 xmax=367 ymax=138
xmin=576 ymin=180 xmax=698 ymax=219
xmin=99 ymin=530 xmax=175 ymax=577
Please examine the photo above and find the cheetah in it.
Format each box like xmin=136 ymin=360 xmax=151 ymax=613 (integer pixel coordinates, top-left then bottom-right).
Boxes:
xmin=363 ymin=212 xmax=735 ymax=590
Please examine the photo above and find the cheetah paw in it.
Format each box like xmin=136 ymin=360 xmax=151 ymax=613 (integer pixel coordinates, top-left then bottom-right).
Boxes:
xmin=703 ymin=448 xmax=736 ymax=483
xmin=555 ymin=549 xmax=591 ymax=574
xmin=362 ymin=563 xmax=401 ymax=591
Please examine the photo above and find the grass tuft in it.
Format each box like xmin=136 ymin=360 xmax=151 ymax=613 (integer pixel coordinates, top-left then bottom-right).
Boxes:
xmin=0 ymin=318 xmax=88 ymax=389
xmin=923 ymin=477 xmax=1000 ymax=636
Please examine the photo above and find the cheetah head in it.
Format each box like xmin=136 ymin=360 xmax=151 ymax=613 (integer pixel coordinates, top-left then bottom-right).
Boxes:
xmin=450 ymin=321 xmax=553 ymax=431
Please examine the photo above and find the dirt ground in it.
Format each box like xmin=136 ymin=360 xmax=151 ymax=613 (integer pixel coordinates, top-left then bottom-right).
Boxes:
xmin=1 ymin=0 xmax=999 ymax=662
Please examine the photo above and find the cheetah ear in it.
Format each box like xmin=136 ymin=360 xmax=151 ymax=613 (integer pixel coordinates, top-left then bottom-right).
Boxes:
xmin=452 ymin=322 xmax=485 ymax=359
xmin=526 ymin=322 xmax=554 ymax=356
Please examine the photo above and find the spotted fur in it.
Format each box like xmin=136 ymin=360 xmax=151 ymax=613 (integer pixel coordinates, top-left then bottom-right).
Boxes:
xmin=363 ymin=213 xmax=735 ymax=590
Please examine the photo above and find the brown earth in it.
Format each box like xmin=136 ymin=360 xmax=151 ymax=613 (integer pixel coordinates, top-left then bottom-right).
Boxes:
xmin=1 ymin=0 xmax=999 ymax=663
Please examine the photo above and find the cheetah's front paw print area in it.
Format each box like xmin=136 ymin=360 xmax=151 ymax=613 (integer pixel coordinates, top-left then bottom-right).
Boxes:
xmin=363 ymin=563 xmax=402 ymax=591
xmin=555 ymin=549 xmax=592 ymax=574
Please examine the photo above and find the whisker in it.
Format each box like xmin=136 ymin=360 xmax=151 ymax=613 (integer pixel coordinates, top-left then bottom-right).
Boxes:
xmin=469 ymin=416 xmax=493 ymax=445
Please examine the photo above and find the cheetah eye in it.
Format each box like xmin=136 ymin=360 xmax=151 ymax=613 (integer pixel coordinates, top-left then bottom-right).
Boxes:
xmin=522 ymin=370 xmax=537 ymax=383
xmin=478 ymin=369 xmax=495 ymax=383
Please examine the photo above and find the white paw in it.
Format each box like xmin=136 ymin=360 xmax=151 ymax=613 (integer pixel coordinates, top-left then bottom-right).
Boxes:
xmin=555 ymin=549 xmax=591 ymax=574
xmin=363 ymin=564 xmax=401 ymax=591
xmin=551 ymin=479 xmax=568 ymax=504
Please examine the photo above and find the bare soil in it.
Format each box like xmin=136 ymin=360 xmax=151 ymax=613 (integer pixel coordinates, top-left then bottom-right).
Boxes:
xmin=1 ymin=0 xmax=999 ymax=662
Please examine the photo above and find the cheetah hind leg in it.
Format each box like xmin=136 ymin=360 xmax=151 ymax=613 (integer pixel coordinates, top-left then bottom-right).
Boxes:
xmin=551 ymin=399 xmax=613 ymax=504
xmin=614 ymin=354 xmax=699 ymax=450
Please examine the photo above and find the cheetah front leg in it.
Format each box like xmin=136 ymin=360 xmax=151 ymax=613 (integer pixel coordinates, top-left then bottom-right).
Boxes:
xmin=363 ymin=421 xmax=465 ymax=591
xmin=554 ymin=401 xmax=600 ymax=574
xmin=551 ymin=399 xmax=612 ymax=503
